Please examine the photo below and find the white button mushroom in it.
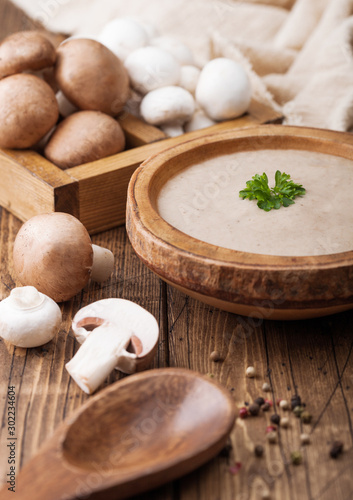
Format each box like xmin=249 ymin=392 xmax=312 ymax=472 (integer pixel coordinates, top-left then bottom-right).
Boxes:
xmin=124 ymin=46 xmax=180 ymax=95
xmin=195 ymin=58 xmax=252 ymax=121
xmin=13 ymin=213 xmax=115 ymax=302
xmin=184 ymin=109 xmax=216 ymax=133
xmin=179 ymin=65 xmax=201 ymax=95
xmin=140 ymin=86 xmax=195 ymax=126
xmin=150 ymin=36 xmax=195 ymax=66
xmin=160 ymin=123 xmax=184 ymax=137
xmin=66 ymin=298 xmax=159 ymax=394
xmin=0 ymin=286 xmax=62 ymax=348
xmin=98 ymin=18 xmax=149 ymax=62
xmin=56 ymin=90 xmax=77 ymax=118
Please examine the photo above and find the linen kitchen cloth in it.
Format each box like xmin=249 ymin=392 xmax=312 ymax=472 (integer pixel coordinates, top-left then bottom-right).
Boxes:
xmin=11 ymin=0 xmax=353 ymax=131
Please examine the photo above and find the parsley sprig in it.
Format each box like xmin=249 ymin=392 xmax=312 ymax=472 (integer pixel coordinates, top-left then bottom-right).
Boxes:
xmin=239 ymin=170 xmax=306 ymax=211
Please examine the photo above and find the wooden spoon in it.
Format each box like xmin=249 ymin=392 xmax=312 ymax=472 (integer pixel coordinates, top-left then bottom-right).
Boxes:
xmin=2 ymin=368 xmax=235 ymax=500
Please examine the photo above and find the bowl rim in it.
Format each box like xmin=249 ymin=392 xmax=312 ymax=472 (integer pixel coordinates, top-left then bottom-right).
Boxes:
xmin=127 ymin=125 xmax=353 ymax=310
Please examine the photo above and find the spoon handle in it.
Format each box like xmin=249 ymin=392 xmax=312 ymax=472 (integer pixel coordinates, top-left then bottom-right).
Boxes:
xmin=1 ymin=424 xmax=85 ymax=500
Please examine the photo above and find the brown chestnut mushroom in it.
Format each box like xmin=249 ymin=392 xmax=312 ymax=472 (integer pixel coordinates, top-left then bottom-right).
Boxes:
xmin=44 ymin=110 xmax=125 ymax=168
xmin=0 ymin=73 xmax=59 ymax=149
xmin=0 ymin=31 xmax=56 ymax=79
xmin=13 ymin=213 xmax=115 ymax=302
xmin=66 ymin=298 xmax=159 ymax=394
xmin=55 ymin=38 xmax=130 ymax=116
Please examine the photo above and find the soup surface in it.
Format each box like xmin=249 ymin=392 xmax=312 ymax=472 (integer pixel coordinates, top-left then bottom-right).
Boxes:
xmin=157 ymin=149 xmax=353 ymax=256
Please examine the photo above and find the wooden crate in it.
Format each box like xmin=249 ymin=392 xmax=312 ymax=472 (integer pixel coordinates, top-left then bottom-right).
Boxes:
xmin=0 ymin=101 xmax=281 ymax=234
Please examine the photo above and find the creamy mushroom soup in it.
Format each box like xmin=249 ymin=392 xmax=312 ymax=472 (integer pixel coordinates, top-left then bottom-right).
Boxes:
xmin=157 ymin=149 xmax=353 ymax=256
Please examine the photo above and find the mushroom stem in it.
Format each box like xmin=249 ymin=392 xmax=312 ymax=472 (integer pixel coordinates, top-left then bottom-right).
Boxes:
xmin=65 ymin=322 xmax=136 ymax=394
xmin=90 ymin=244 xmax=115 ymax=283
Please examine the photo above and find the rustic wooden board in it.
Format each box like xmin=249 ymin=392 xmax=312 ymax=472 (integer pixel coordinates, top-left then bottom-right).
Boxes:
xmin=0 ymin=2 xmax=353 ymax=500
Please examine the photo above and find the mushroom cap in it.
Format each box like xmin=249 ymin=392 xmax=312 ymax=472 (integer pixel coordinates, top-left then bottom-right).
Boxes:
xmin=0 ymin=286 xmax=62 ymax=348
xmin=0 ymin=31 xmax=56 ymax=79
xmin=13 ymin=213 xmax=93 ymax=302
xmin=140 ymin=86 xmax=195 ymax=126
xmin=179 ymin=65 xmax=201 ymax=95
xmin=150 ymin=36 xmax=195 ymax=66
xmin=195 ymin=58 xmax=252 ymax=121
xmin=98 ymin=18 xmax=149 ymax=61
xmin=124 ymin=46 xmax=180 ymax=94
xmin=184 ymin=109 xmax=215 ymax=133
xmin=44 ymin=110 xmax=125 ymax=169
xmin=0 ymin=73 xmax=59 ymax=149
xmin=55 ymin=38 xmax=130 ymax=116
xmin=72 ymin=298 xmax=159 ymax=373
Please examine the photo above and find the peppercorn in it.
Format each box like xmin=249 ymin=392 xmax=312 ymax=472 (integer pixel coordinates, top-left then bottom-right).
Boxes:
xmin=291 ymin=451 xmax=302 ymax=465
xmin=276 ymin=398 xmax=282 ymax=405
xmin=219 ymin=440 xmax=232 ymax=457
xmin=270 ymin=414 xmax=280 ymax=425
xmin=239 ymin=407 xmax=248 ymax=419
xmin=293 ymin=405 xmax=304 ymax=418
xmin=265 ymin=399 xmax=273 ymax=407
xmin=291 ymin=395 xmax=301 ymax=410
xmin=267 ymin=431 xmax=277 ymax=444
xmin=262 ymin=382 xmax=271 ymax=392
xmin=210 ymin=350 xmax=221 ymax=362
xmin=300 ymin=433 xmax=310 ymax=445
xmin=261 ymin=402 xmax=271 ymax=412
xmin=301 ymin=411 xmax=312 ymax=424
xmin=254 ymin=444 xmax=264 ymax=457
xmin=279 ymin=400 xmax=289 ymax=411
xmin=246 ymin=366 xmax=256 ymax=378
xmin=249 ymin=403 xmax=260 ymax=416
xmin=280 ymin=417 xmax=289 ymax=428
xmin=330 ymin=441 xmax=344 ymax=459
xmin=266 ymin=425 xmax=277 ymax=433
xmin=255 ymin=397 xmax=265 ymax=406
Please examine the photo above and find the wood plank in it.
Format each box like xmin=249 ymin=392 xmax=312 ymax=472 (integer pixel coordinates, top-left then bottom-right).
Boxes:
xmin=0 ymin=150 xmax=79 ymax=221
xmin=118 ymin=112 xmax=167 ymax=148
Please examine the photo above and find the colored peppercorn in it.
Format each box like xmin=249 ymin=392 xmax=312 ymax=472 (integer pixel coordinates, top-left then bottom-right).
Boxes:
xmin=291 ymin=395 xmax=301 ymax=410
xmin=262 ymin=382 xmax=271 ymax=392
xmin=293 ymin=406 xmax=304 ymax=418
xmin=261 ymin=402 xmax=271 ymax=412
xmin=280 ymin=417 xmax=289 ymax=428
xmin=265 ymin=399 xmax=273 ymax=407
xmin=255 ymin=397 xmax=265 ymax=406
xmin=330 ymin=441 xmax=344 ymax=459
xmin=301 ymin=411 xmax=312 ymax=424
xmin=300 ymin=433 xmax=310 ymax=445
xmin=254 ymin=445 xmax=264 ymax=457
xmin=291 ymin=451 xmax=302 ymax=465
xmin=279 ymin=400 xmax=289 ymax=411
xmin=239 ymin=407 xmax=248 ymax=419
xmin=210 ymin=351 xmax=222 ymax=362
xmin=270 ymin=414 xmax=281 ymax=425
xmin=267 ymin=431 xmax=277 ymax=444
xmin=266 ymin=425 xmax=277 ymax=433
xmin=246 ymin=366 xmax=256 ymax=378
xmin=249 ymin=403 xmax=260 ymax=416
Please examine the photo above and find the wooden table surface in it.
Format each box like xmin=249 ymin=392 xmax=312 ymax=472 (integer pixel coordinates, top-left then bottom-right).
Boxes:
xmin=0 ymin=2 xmax=353 ymax=499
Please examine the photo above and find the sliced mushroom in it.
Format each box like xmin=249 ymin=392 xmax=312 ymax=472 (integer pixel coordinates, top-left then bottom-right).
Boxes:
xmin=0 ymin=31 xmax=56 ymax=80
xmin=0 ymin=286 xmax=62 ymax=348
xmin=13 ymin=213 xmax=115 ymax=302
xmin=66 ymin=298 xmax=159 ymax=394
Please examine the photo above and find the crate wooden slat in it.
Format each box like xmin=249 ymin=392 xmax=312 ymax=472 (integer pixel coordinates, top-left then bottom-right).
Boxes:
xmin=0 ymin=101 xmax=282 ymax=234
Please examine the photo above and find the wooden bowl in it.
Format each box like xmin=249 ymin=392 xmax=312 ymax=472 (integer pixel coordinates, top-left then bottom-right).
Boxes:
xmin=126 ymin=125 xmax=353 ymax=320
